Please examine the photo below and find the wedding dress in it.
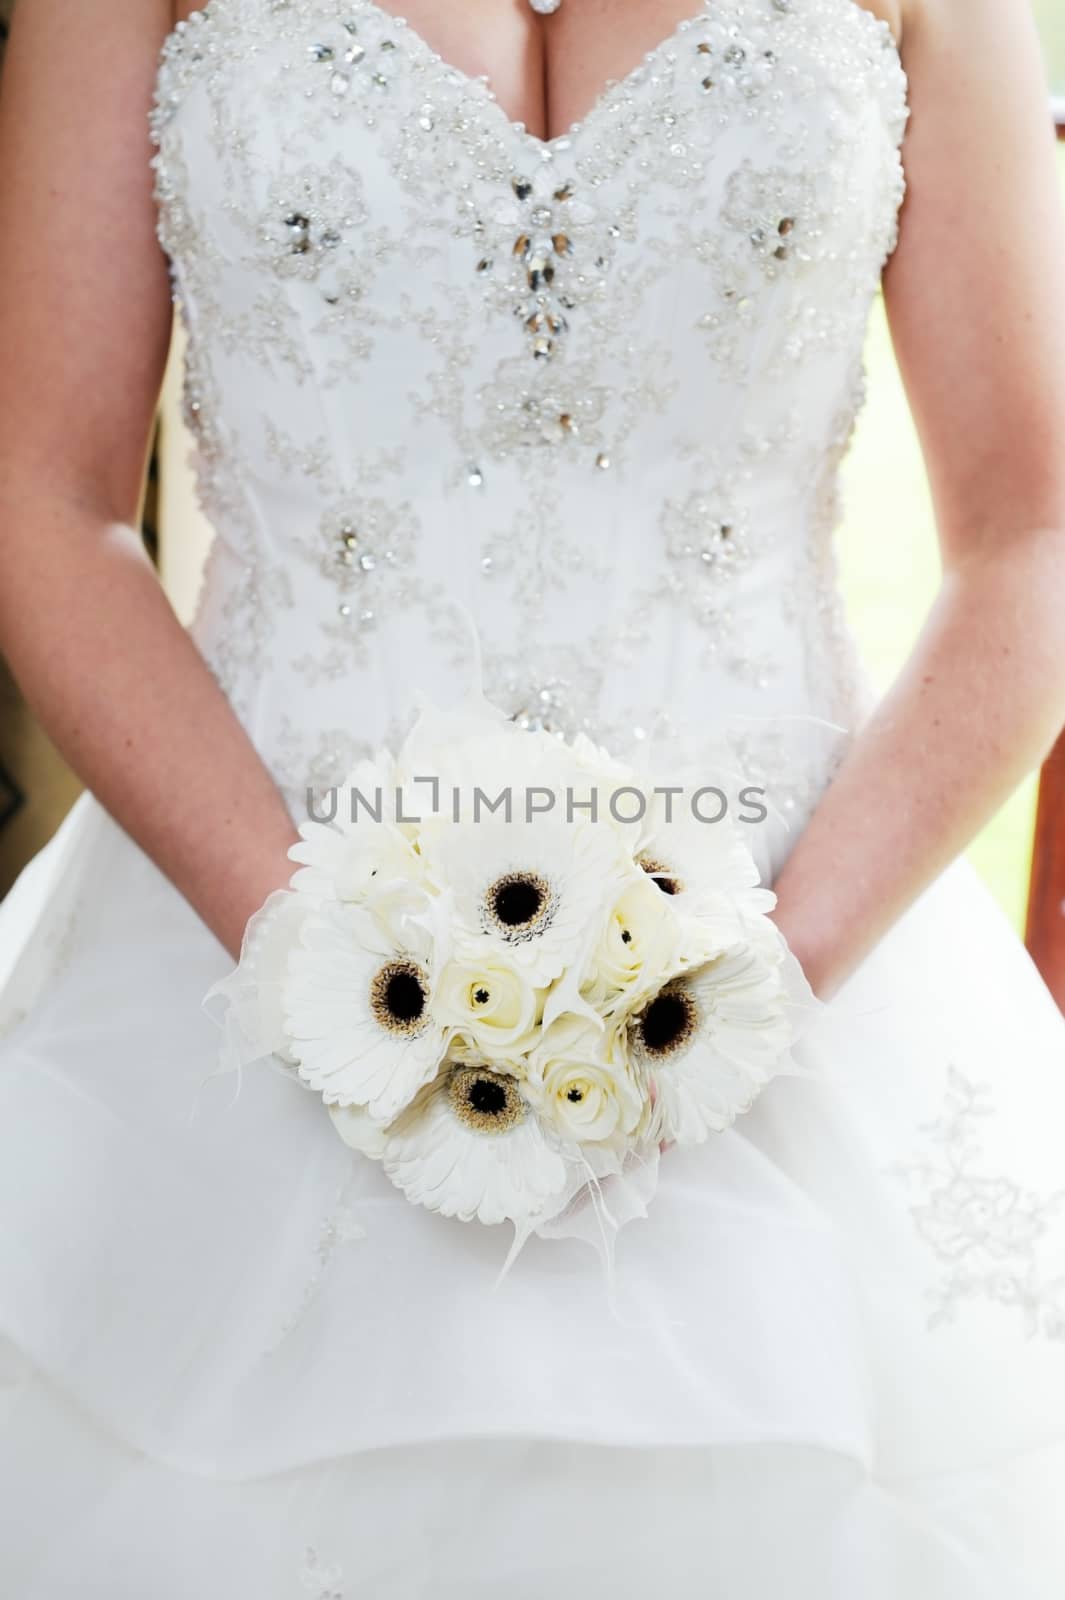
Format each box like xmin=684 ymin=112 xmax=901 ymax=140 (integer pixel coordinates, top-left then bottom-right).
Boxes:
xmin=3 ymin=0 xmax=1065 ymax=1593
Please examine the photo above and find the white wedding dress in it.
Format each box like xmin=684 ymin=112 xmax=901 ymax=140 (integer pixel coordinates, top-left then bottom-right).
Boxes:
xmin=3 ymin=0 xmax=1065 ymax=1593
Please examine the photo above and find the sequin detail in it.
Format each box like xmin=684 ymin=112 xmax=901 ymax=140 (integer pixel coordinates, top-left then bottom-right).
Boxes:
xmin=149 ymin=0 xmax=909 ymax=833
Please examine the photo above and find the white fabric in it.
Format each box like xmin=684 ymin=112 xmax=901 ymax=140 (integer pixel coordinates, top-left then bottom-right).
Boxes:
xmin=2 ymin=0 xmax=1065 ymax=1592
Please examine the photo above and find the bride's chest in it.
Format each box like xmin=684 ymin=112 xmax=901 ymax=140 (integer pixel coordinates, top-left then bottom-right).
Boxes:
xmin=153 ymin=0 xmax=907 ymax=310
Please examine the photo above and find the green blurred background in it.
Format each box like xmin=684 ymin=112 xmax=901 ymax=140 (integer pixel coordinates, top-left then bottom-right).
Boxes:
xmin=1034 ymin=0 xmax=1065 ymax=98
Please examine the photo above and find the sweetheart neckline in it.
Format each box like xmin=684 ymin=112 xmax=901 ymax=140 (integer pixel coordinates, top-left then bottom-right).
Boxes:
xmin=159 ymin=0 xmax=904 ymax=162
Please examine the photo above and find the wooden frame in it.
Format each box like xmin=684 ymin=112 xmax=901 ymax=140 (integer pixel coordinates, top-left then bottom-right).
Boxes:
xmin=1028 ymin=108 xmax=1065 ymax=1005
xmin=1027 ymin=733 xmax=1065 ymax=1011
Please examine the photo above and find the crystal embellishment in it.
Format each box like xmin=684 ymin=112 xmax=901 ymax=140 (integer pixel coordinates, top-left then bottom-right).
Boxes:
xmin=148 ymin=0 xmax=910 ymax=803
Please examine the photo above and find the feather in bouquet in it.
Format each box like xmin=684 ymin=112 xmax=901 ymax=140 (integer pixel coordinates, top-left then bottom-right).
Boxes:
xmin=211 ymin=693 xmax=814 ymax=1269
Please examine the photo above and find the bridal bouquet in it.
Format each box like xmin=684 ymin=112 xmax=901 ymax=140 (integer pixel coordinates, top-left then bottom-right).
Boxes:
xmin=212 ymin=695 xmax=812 ymax=1261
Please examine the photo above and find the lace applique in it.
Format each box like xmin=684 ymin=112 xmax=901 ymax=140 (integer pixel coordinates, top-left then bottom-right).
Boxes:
xmin=658 ymin=481 xmax=755 ymax=649
xmin=153 ymin=0 xmax=904 ymax=464
xmin=299 ymin=1547 xmax=345 ymax=1599
xmin=481 ymin=642 xmax=613 ymax=743
xmin=721 ymin=162 xmax=825 ymax=281
xmin=258 ymin=159 xmax=369 ymax=285
xmin=476 ymin=356 xmax=612 ymax=459
xmin=481 ymin=636 xmax=695 ymax=761
xmin=725 ymin=721 xmax=846 ymax=827
xmin=192 ymin=550 xmax=296 ymax=720
xmin=149 ymin=0 xmax=909 ymax=838
xmin=263 ymin=1188 xmax=368 ymax=1357
xmin=790 ymin=362 xmax=878 ymax=729
xmin=269 ymin=717 xmax=377 ymax=818
xmin=889 ymin=1067 xmax=1065 ymax=1342
xmin=310 ymin=498 xmax=420 ymax=619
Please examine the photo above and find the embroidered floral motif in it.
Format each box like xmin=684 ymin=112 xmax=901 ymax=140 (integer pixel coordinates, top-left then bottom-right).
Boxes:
xmin=659 ymin=484 xmax=754 ymax=635
xmin=889 ymin=1067 xmax=1065 ymax=1341
xmin=270 ymin=717 xmax=378 ymax=819
xmin=258 ymin=160 xmax=368 ymax=284
xmin=721 ymin=162 xmax=824 ymax=281
xmin=263 ymin=1187 xmax=368 ymax=1357
xmin=313 ymin=498 xmax=419 ymax=609
xmin=299 ymin=1547 xmax=345 ymax=1600
xmin=148 ymin=0 xmax=909 ymax=835
xmin=477 ymin=355 xmax=610 ymax=458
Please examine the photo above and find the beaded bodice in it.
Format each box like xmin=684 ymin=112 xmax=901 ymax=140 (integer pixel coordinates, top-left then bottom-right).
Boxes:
xmin=151 ymin=0 xmax=908 ymax=855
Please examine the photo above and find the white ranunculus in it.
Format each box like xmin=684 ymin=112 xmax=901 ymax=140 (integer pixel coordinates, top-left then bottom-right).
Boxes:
xmin=433 ymin=949 xmax=543 ymax=1061
xmin=580 ymin=869 xmax=686 ymax=1013
xmin=526 ymin=1014 xmax=647 ymax=1147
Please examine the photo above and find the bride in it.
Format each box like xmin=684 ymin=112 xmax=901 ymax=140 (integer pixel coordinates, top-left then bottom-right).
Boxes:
xmin=2 ymin=0 xmax=1065 ymax=1592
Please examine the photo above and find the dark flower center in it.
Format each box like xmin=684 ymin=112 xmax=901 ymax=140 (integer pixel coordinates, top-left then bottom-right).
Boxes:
xmin=448 ymin=1065 xmax=525 ymax=1134
xmin=470 ymin=1078 xmax=507 ymax=1114
xmin=370 ymin=960 xmax=429 ymax=1036
xmin=636 ymin=984 xmax=697 ymax=1059
xmin=493 ymin=874 xmax=544 ymax=926
xmin=639 ymin=855 xmax=683 ymax=896
xmin=484 ymin=870 xmax=554 ymax=941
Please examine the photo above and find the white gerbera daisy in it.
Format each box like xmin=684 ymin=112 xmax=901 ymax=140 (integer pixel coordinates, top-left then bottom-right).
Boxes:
xmin=526 ymin=1014 xmax=648 ymax=1149
xmin=629 ymin=930 xmax=809 ymax=1145
xmin=418 ymin=818 xmax=627 ymax=987
xmin=375 ymin=1061 xmax=571 ymax=1226
xmin=282 ymin=897 xmax=449 ymax=1122
xmin=559 ymin=732 xmax=660 ymax=850
xmin=632 ymin=787 xmax=776 ymax=942
xmin=395 ymin=696 xmax=576 ymax=820
xmin=289 ymin=750 xmax=426 ymax=904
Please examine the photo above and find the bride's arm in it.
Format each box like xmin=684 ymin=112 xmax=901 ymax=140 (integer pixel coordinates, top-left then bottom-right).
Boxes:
xmin=0 ymin=1 xmax=299 ymax=960
xmin=770 ymin=0 xmax=1065 ymax=999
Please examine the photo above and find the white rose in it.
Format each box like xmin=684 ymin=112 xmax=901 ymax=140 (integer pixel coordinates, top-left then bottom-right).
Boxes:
xmin=583 ymin=871 xmax=683 ymax=1008
xmin=526 ymin=1016 xmax=647 ymax=1145
xmin=434 ymin=952 xmax=543 ymax=1061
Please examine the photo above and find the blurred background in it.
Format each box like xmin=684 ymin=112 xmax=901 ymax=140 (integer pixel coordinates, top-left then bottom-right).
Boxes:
xmin=0 ymin=1 xmax=1063 ymax=983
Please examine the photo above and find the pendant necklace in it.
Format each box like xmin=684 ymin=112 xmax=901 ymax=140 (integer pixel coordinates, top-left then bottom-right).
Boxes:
xmin=529 ymin=0 xmax=562 ymax=14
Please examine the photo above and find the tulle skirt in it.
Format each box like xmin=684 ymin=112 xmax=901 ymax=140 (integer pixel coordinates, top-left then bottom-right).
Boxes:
xmin=2 ymin=792 xmax=1065 ymax=1595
